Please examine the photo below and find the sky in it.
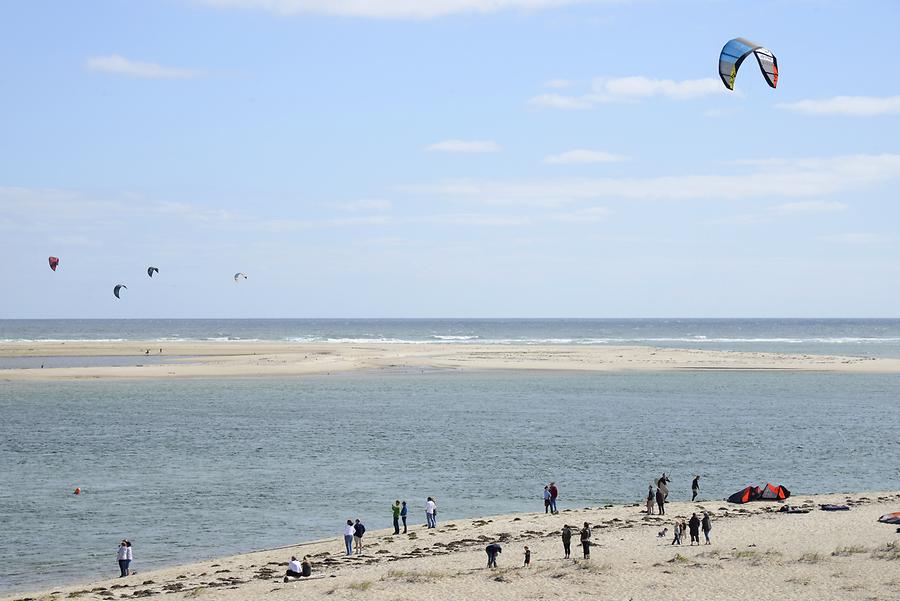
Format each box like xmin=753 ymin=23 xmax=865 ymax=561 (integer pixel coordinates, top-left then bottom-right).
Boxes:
xmin=2 ymin=0 xmax=899 ymax=318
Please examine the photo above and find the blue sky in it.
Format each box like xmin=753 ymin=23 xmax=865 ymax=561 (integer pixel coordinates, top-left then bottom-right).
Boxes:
xmin=2 ymin=0 xmax=899 ymax=318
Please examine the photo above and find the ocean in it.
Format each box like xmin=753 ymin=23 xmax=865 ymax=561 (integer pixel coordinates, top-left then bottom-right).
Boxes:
xmin=1 ymin=320 xmax=899 ymax=593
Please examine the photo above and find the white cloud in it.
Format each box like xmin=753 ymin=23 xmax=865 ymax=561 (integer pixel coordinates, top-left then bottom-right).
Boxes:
xmin=821 ymin=233 xmax=886 ymax=245
xmin=335 ymin=198 xmax=393 ymax=211
xmin=85 ymin=55 xmax=203 ymax=79
xmin=777 ymin=96 xmax=900 ymax=116
xmin=544 ymin=150 xmax=627 ymax=164
xmin=530 ymin=76 xmax=723 ymax=109
xmin=403 ymin=154 xmax=900 ymax=206
xmin=773 ymin=201 xmax=847 ymax=214
xmin=544 ymin=79 xmax=574 ymax=89
xmin=426 ymin=139 xmax=501 ymax=153
xmin=550 ymin=207 xmax=611 ymax=222
xmin=196 ymin=0 xmax=607 ymax=19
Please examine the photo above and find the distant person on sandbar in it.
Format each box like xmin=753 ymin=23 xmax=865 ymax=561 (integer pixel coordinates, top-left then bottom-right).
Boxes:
xmin=561 ymin=524 xmax=572 ymax=559
xmin=426 ymin=497 xmax=437 ymax=529
xmin=117 ymin=539 xmax=130 ymax=577
xmin=688 ymin=513 xmax=701 ymax=546
xmin=485 ymin=543 xmax=502 ymax=568
xmin=646 ymin=485 xmax=655 ymax=515
xmin=549 ymin=482 xmax=559 ymax=514
xmin=701 ymin=512 xmax=712 ymax=545
xmin=523 ymin=545 xmax=531 ymax=566
xmin=401 ymin=501 xmax=408 ymax=533
xmin=655 ymin=486 xmax=665 ymax=515
xmin=543 ymin=485 xmax=551 ymax=513
xmin=343 ymin=520 xmax=354 ymax=556
xmin=353 ymin=519 xmax=366 ymax=554
xmin=580 ymin=522 xmax=592 ymax=559
xmin=392 ymin=500 xmax=401 ymax=535
xmin=692 ymin=475 xmax=700 ymax=501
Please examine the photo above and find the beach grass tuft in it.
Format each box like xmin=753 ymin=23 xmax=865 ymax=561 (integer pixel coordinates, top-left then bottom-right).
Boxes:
xmin=832 ymin=545 xmax=867 ymax=556
xmin=798 ymin=552 xmax=826 ymax=564
xmin=871 ymin=541 xmax=900 ymax=561
xmin=348 ymin=580 xmax=373 ymax=591
xmin=381 ymin=569 xmax=446 ymax=583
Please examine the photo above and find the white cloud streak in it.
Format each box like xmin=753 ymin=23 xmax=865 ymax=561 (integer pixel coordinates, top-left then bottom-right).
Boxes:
xmin=404 ymin=154 xmax=900 ymax=206
xmin=777 ymin=96 xmax=900 ymax=116
xmin=530 ymin=76 xmax=723 ymax=109
xmin=426 ymin=139 xmax=501 ymax=153
xmin=544 ymin=150 xmax=627 ymax=164
xmin=195 ymin=0 xmax=607 ymax=19
xmin=773 ymin=201 xmax=848 ymax=214
xmin=85 ymin=55 xmax=204 ymax=79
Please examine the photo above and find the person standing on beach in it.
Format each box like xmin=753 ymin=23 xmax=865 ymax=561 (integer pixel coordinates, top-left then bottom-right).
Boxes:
xmin=646 ymin=485 xmax=655 ymax=515
xmin=657 ymin=473 xmax=670 ymax=500
xmin=688 ymin=513 xmax=701 ymax=546
xmin=125 ymin=541 xmax=133 ymax=574
xmin=485 ymin=543 xmax=502 ymax=568
xmin=701 ymin=512 xmax=712 ymax=545
xmin=671 ymin=521 xmax=682 ymax=545
xmin=425 ymin=497 xmax=437 ymax=528
xmin=523 ymin=546 xmax=531 ymax=566
xmin=655 ymin=486 xmax=665 ymax=515
xmin=561 ymin=524 xmax=572 ymax=559
xmin=580 ymin=522 xmax=592 ymax=559
xmin=392 ymin=500 xmax=401 ymax=535
xmin=343 ymin=520 xmax=354 ymax=556
xmin=692 ymin=476 xmax=700 ymax=502
xmin=549 ymin=482 xmax=559 ymax=514
xmin=353 ymin=519 xmax=366 ymax=554
xmin=117 ymin=540 xmax=129 ymax=577
xmin=400 ymin=501 xmax=408 ymax=533
xmin=543 ymin=486 xmax=551 ymax=513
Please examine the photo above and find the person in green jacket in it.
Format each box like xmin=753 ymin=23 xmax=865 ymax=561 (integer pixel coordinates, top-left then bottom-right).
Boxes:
xmin=392 ymin=500 xmax=402 ymax=535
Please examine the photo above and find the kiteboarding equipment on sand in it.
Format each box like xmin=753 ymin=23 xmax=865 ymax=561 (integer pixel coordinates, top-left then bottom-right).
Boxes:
xmin=727 ymin=483 xmax=791 ymax=504
xmin=819 ymin=504 xmax=850 ymax=511
xmin=719 ymin=37 xmax=778 ymax=91
xmin=878 ymin=512 xmax=900 ymax=525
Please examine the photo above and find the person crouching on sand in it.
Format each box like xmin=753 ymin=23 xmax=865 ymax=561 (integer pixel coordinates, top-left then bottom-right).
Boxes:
xmin=485 ymin=543 xmax=502 ymax=568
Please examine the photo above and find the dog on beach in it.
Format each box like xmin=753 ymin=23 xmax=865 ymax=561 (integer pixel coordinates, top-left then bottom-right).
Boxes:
xmin=657 ymin=528 xmax=668 ymax=538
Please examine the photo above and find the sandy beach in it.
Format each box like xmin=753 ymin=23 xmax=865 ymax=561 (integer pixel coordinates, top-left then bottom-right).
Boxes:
xmin=3 ymin=341 xmax=900 ymax=380
xmin=5 ymin=491 xmax=898 ymax=601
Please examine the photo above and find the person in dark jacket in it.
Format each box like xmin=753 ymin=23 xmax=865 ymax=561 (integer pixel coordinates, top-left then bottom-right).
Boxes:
xmin=561 ymin=524 xmax=572 ymax=558
xmin=655 ymin=487 xmax=665 ymax=515
xmin=692 ymin=475 xmax=701 ymax=502
xmin=701 ymin=512 xmax=712 ymax=544
xmin=688 ymin=513 xmax=701 ymax=546
xmin=580 ymin=522 xmax=592 ymax=559
xmin=646 ymin=485 xmax=655 ymax=514
xmin=549 ymin=482 xmax=559 ymax=514
xmin=400 ymin=501 xmax=408 ymax=534
xmin=353 ymin=519 xmax=366 ymax=554
xmin=485 ymin=543 xmax=502 ymax=568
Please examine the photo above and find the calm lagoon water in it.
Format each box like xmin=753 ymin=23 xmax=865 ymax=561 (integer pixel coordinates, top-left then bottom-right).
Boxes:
xmin=2 ymin=371 xmax=899 ymax=593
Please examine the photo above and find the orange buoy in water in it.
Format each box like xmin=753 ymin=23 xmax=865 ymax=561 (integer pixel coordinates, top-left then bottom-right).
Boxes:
xmin=73 ymin=487 xmax=81 ymax=495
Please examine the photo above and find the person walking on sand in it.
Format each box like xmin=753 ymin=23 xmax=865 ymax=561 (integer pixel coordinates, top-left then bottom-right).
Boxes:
xmin=561 ymin=524 xmax=572 ymax=559
xmin=549 ymin=482 xmax=559 ymax=514
xmin=692 ymin=475 xmax=700 ymax=502
xmin=392 ymin=500 xmax=401 ymax=535
xmin=400 ymin=501 xmax=408 ymax=533
xmin=688 ymin=513 xmax=701 ymax=546
xmin=485 ymin=543 xmax=502 ymax=568
xmin=425 ymin=497 xmax=437 ymax=529
xmin=523 ymin=546 xmax=531 ymax=566
xmin=646 ymin=485 xmax=655 ymax=515
xmin=353 ymin=519 xmax=366 ymax=554
xmin=580 ymin=522 xmax=592 ymax=559
xmin=655 ymin=486 xmax=665 ymax=515
xmin=117 ymin=540 xmax=130 ymax=577
xmin=343 ymin=520 xmax=354 ymax=556
xmin=701 ymin=512 xmax=712 ymax=545
xmin=671 ymin=521 xmax=682 ymax=545
xmin=543 ymin=485 xmax=551 ymax=514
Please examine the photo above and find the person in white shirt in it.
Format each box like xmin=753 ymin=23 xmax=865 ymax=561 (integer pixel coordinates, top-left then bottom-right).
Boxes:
xmin=125 ymin=541 xmax=133 ymax=573
xmin=284 ymin=556 xmax=308 ymax=581
xmin=425 ymin=497 xmax=437 ymax=528
xmin=343 ymin=520 xmax=354 ymax=556
xmin=117 ymin=540 xmax=130 ymax=577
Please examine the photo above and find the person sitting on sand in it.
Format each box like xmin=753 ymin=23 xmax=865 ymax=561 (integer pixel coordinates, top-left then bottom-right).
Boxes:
xmin=692 ymin=475 xmax=700 ymax=502
xmin=485 ymin=543 xmax=502 ymax=568
xmin=353 ymin=519 xmax=366 ymax=554
xmin=646 ymin=485 xmax=655 ymax=515
xmin=580 ymin=522 xmax=592 ymax=559
xmin=561 ymin=524 xmax=572 ymax=558
xmin=655 ymin=487 xmax=665 ymax=515
xmin=688 ymin=513 xmax=701 ymax=546
xmin=701 ymin=512 xmax=712 ymax=545
xmin=284 ymin=556 xmax=303 ymax=581
xmin=524 ymin=545 xmax=531 ymax=566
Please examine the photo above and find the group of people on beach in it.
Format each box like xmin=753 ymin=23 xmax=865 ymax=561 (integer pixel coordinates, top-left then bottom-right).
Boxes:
xmin=671 ymin=512 xmax=712 ymax=546
xmin=542 ymin=482 xmax=559 ymax=514
xmin=116 ymin=540 xmax=133 ymax=577
xmin=646 ymin=473 xmax=701 ymax=515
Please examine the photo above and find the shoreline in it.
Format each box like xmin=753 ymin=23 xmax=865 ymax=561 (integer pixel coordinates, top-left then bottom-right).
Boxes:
xmin=5 ymin=490 xmax=898 ymax=601
xmin=3 ymin=341 xmax=900 ymax=381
